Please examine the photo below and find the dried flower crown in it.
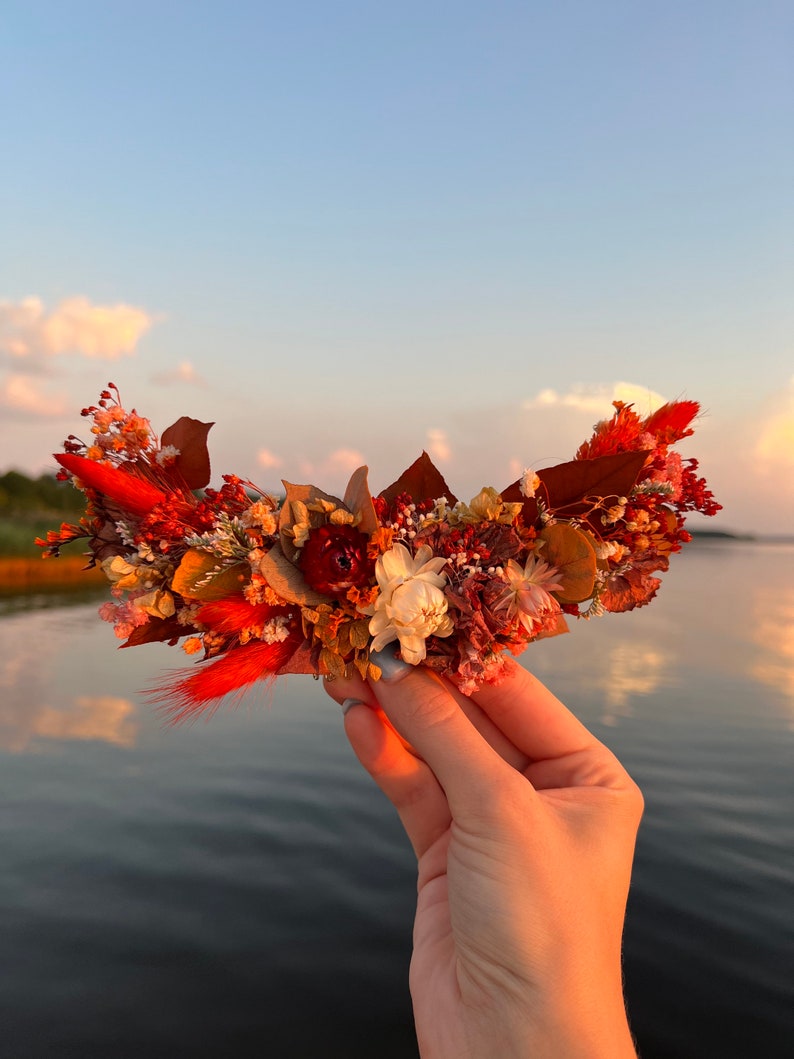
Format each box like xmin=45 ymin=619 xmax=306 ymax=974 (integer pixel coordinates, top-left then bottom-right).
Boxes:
xmin=39 ymin=384 xmax=721 ymax=719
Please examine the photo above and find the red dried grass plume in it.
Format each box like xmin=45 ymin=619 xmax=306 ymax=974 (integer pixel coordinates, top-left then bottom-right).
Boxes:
xmin=55 ymin=453 xmax=166 ymax=516
xmin=151 ymin=634 xmax=304 ymax=723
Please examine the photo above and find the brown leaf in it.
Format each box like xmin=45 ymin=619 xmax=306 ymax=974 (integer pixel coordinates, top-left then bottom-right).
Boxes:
xmin=276 ymin=640 xmax=317 ymax=675
xmin=278 ymin=480 xmax=344 ymax=562
xmin=258 ymin=544 xmax=333 ymax=606
xmin=502 ymin=450 xmax=649 ymax=529
xmin=172 ymin=548 xmax=248 ymax=601
xmin=120 ymin=615 xmax=186 ymax=647
xmin=380 ymin=451 xmax=458 ymax=507
xmin=343 ymin=466 xmax=379 ymax=535
xmin=320 ymin=647 xmax=346 ymax=678
xmin=534 ymin=613 xmax=570 ymax=640
xmin=88 ymin=519 xmax=129 ymax=562
xmin=349 ymin=618 xmax=371 ymax=650
xmin=161 ymin=417 xmax=214 ymax=489
xmin=600 ymin=567 xmax=661 ymax=612
xmin=539 ymin=450 xmax=649 ymax=513
xmin=538 ymin=524 xmax=597 ymax=605
xmin=354 ymin=654 xmax=371 ymax=679
xmin=498 ymin=482 xmax=540 ymax=527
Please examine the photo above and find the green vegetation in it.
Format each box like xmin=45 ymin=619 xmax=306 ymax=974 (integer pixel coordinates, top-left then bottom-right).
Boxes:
xmin=0 ymin=470 xmax=84 ymax=557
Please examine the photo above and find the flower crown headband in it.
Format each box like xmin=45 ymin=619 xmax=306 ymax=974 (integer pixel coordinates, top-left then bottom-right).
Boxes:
xmin=39 ymin=384 xmax=720 ymax=720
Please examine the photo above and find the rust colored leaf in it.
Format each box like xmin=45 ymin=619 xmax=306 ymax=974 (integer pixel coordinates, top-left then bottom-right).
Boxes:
xmin=276 ymin=640 xmax=316 ymax=675
xmin=258 ymin=544 xmax=332 ymax=606
xmin=121 ymin=615 xmax=186 ymax=647
xmin=88 ymin=520 xmax=128 ymax=563
xmin=538 ymin=524 xmax=597 ymax=604
xmin=380 ymin=451 xmax=458 ymax=507
xmin=600 ymin=567 xmax=661 ymax=612
xmin=348 ymin=618 xmax=371 ymax=650
xmin=534 ymin=613 xmax=570 ymax=640
xmin=172 ymin=548 xmax=248 ymax=601
xmin=343 ymin=466 xmax=379 ymax=535
xmin=502 ymin=450 xmax=649 ymax=528
xmin=320 ymin=646 xmax=346 ymax=678
xmin=538 ymin=450 xmax=649 ymax=514
xmin=161 ymin=417 xmax=214 ymax=489
xmin=498 ymin=481 xmax=540 ymax=527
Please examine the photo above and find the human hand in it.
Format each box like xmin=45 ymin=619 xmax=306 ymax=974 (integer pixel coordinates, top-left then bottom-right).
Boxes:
xmin=324 ymin=649 xmax=642 ymax=1059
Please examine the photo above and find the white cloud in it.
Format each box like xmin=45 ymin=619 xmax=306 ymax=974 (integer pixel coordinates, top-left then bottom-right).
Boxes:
xmin=150 ymin=359 xmax=205 ymax=385
xmin=426 ymin=427 xmax=451 ymax=462
xmin=0 ymin=295 xmax=154 ymax=360
xmin=523 ymin=381 xmax=667 ymax=419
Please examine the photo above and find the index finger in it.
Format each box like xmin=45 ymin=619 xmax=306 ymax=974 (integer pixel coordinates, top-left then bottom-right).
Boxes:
xmin=468 ymin=657 xmax=600 ymax=762
xmin=367 ymin=647 xmax=520 ymax=819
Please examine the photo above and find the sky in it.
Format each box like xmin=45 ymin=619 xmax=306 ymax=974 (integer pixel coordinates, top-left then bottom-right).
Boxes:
xmin=1 ymin=1 xmax=792 ymax=534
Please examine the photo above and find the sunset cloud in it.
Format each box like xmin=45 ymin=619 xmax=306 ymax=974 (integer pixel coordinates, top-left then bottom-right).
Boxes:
xmin=0 ymin=295 xmax=154 ymax=360
xmin=0 ymin=373 xmax=68 ymax=418
xmin=150 ymin=359 xmax=205 ymax=385
xmin=523 ymin=382 xmax=667 ymax=419
xmin=257 ymin=448 xmax=283 ymax=469
xmin=426 ymin=427 xmax=451 ymax=462
xmin=323 ymin=448 xmax=366 ymax=476
xmin=291 ymin=448 xmax=367 ymax=493
xmin=753 ymin=378 xmax=794 ymax=473
xmin=31 ymin=696 xmax=138 ymax=748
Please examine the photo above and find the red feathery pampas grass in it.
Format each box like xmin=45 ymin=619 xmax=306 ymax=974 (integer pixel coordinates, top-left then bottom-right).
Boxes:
xmin=195 ymin=599 xmax=294 ymax=637
xmin=150 ymin=634 xmax=304 ymax=722
xmin=55 ymin=454 xmax=167 ymax=516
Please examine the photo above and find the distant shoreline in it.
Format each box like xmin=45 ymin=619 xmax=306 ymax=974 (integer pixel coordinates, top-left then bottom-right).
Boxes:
xmin=0 ymin=555 xmax=105 ymax=591
xmin=689 ymin=529 xmax=794 ymax=544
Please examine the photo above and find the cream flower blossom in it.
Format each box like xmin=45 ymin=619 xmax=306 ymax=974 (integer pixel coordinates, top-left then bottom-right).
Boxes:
xmin=496 ymin=554 xmax=563 ymax=634
xmin=361 ymin=542 xmax=453 ymax=665
xmin=102 ymin=555 xmax=162 ymax=593
xmin=452 ymin=487 xmax=523 ymax=526
xmin=520 ymin=468 xmax=541 ymax=499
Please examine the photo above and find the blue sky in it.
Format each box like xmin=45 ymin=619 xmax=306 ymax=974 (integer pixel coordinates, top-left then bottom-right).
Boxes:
xmin=1 ymin=1 xmax=792 ymax=532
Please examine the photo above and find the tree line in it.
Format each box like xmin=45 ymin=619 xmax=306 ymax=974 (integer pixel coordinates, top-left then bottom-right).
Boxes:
xmin=0 ymin=470 xmax=84 ymax=516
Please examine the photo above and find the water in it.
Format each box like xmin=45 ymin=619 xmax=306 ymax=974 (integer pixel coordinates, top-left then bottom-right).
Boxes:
xmin=1 ymin=541 xmax=792 ymax=1057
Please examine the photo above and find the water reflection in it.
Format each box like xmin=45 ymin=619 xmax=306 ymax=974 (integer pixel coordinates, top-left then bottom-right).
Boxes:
xmin=0 ymin=688 xmax=138 ymax=754
xmin=0 ymin=602 xmax=139 ymax=751
xmin=2 ymin=542 xmax=792 ymax=743
xmin=25 ymin=695 xmax=137 ymax=749
xmin=0 ymin=542 xmax=792 ymax=1058
xmin=750 ymin=593 xmax=794 ymax=719
xmin=601 ymin=641 xmax=669 ymax=726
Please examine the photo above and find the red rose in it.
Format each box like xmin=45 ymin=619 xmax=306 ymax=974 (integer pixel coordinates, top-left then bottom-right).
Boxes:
xmin=299 ymin=524 xmax=374 ymax=597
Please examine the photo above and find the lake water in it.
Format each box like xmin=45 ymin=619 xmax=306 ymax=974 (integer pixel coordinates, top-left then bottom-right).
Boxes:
xmin=1 ymin=540 xmax=792 ymax=1058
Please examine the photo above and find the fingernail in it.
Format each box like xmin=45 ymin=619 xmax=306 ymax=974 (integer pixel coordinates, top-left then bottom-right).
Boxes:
xmin=370 ymin=644 xmax=412 ymax=683
xmin=341 ymin=698 xmax=364 ymax=715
